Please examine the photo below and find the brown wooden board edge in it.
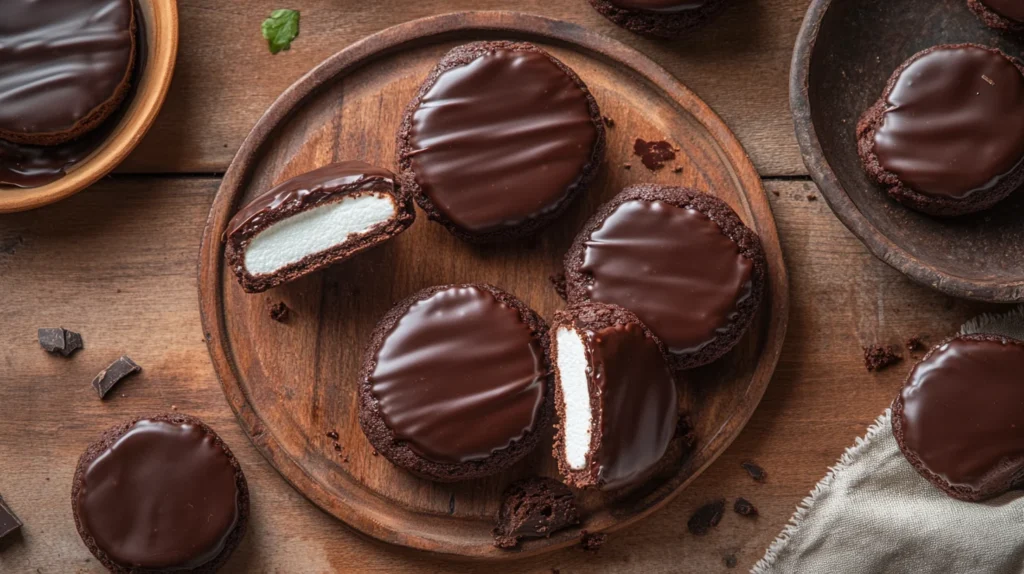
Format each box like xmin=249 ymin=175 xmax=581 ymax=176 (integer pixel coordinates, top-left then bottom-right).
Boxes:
xmin=198 ymin=11 xmax=790 ymax=560
xmin=790 ymin=0 xmax=1024 ymax=302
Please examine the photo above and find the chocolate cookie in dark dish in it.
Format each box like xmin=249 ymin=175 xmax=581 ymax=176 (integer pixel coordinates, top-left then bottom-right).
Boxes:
xmin=564 ymin=185 xmax=766 ymax=370
xmin=397 ymin=41 xmax=605 ymax=242
xmin=892 ymin=335 xmax=1024 ymax=502
xmin=0 ymin=0 xmax=136 ymax=146
xmin=969 ymin=0 xmax=1024 ymax=32
xmin=588 ymin=0 xmax=726 ymax=39
xmin=551 ymin=302 xmax=678 ymax=490
xmin=493 ymin=477 xmax=580 ymax=549
xmin=72 ymin=414 xmax=248 ymax=573
xmin=359 ymin=284 xmax=552 ymax=482
xmin=225 ymin=161 xmax=414 ymax=293
xmin=857 ymin=44 xmax=1024 ymax=217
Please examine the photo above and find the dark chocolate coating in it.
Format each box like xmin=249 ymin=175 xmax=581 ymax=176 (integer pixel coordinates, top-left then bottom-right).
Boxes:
xmin=892 ymin=335 xmax=1024 ymax=502
xmin=552 ymin=302 xmax=678 ymax=491
xmin=224 ymin=161 xmax=415 ymax=293
xmin=397 ymin=41 xmax=605 ymax=243
xmin=564 ymin=185 xmax=765 ymax=370
xmin=72 ymin=414 xmax=249 ymax=574
xmin=359 ymin=284 xmax=553 ymax=482
xmin=492 ymin=477 xmax=580 ymax=549
xmin=857 ymin=44 xmax=1024 ymax=216
xmin=0 ymin=0 xmax=135 ymax=145
xmin=588 ymin=0 xmax=726 ymax=38
xmin=969 ymin=0 xmax=1024 ymax=31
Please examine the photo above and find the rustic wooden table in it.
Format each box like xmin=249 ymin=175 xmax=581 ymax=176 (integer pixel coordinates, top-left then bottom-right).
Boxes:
xmin=0 ymin=1 xmax=1002 ymax=572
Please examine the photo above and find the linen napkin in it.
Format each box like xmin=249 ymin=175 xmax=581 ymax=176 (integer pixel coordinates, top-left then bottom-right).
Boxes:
xmin=753 ymin=307 xmax=1024 ymax=574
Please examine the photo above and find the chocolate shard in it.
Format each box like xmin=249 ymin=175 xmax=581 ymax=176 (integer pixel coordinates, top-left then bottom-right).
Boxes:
xmin=91 ymin=356 xmax=141 ymax=399
xmin=38 ymin=327 xmax=83 ymax=357
xmin=687 ymin=499 xmax=725 ymax=535
xmin=0 ymin=497 xmax=22 ymax=540
xmin=733 ymin=497 xmax=759 ymax=517
xmin=741 ymin=461 xmax=768 ymax=483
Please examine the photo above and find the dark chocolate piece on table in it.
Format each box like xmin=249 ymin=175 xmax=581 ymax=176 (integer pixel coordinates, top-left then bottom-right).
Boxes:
xmin=864 ymin=344 xmax=902 ymax=372
xmin=493 ymin=477 xmax=580 ymax=549
xmin=688 ymin=499 xmax=725 ymax=535
xmin=633 ymin=138 xmax=676 ymax=171
xmin=733 ymin=497 xmax=758 ymax=517
xmin=91 ymin=355 xmax=141 ymax=399
xmin=741 ymin=461 xmax=767 ymax=483
xmin=269 ymin=301 xmax=290 ymax=322
xmin=38 ymin=328 xmax=83 ymax=357
xmin=0 ymin=497 xmax=22 ymax=540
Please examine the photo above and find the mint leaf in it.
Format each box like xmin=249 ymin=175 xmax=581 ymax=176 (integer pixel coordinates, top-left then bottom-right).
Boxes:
xmin=262 ymin=9 xmax=300 ymax=54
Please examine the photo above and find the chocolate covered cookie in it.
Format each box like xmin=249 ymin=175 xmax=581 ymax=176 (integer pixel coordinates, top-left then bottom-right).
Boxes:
xmin=397 ymin=41 xmax=605 ymax=243
xmin=72 ymin=414 xmax=248 ymax=573
xmin=892 ymin=335 xmax=1024 ymax=502
xmin=857 ymin=44 xmax=1024 ymax=216
xmin=588 ymin=0 xmax=726 ymax=38
xmin=551 ymin=302 xmax=678 ymax=490
xmin=0 ymin=0 xmax=136 ymax=145
xmin=564 ymin=185 xmax=766 ymax=370
xmin=225 ymin=161 xmax=415 ymax=293
xmin=359 ymin=284 xmax=553 ymax=482
xmin=968 ymin=0 xmax=1024 ymax=32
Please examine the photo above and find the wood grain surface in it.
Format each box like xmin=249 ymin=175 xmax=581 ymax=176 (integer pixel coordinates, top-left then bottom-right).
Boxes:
xmin=0 ymin=178 xmax=995 ymax=572
xmin=198 ymin=12 xmax=787 ymax=559
xmin=119 ymin=0 xmax=808 ymax=177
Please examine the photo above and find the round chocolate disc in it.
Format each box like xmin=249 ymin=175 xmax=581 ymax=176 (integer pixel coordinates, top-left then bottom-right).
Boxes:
xmin=896 ymin=336 xmax=1024 ymax=498
xmin=405 ymin=44 xmax=600 ymax=236
xmin=75 ymin=419 xmax=242 ymax=570
xmin=367 ymin=285 xmax=547 ymax=464
xmin=873 ymin=45 xmax=1024 ymax=199
xmin=579 ymin=198 xmax=754 ymax=360
xmin=0 ymin=0 xmax=135 ymax=141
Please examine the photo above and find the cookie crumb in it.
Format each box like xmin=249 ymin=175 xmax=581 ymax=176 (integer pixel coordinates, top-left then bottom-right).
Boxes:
xmin=733 ymin=497 xmax=758 ymax=517
xmin=672 ymin=166 xmax=683 ymax=174
xmin=326 ymin=430 xmax=339 ymax=440
xmin=623 ymin=163 xmax=632 ymax=170
xmin=864 ymin=344 xmax=903 ymax=372
xmin=806 ymin=194 xmax=817 ymax=201
xmin=724 ymin=554 xmax=738 ymax=568
xmin=906 ymin=336 xmax=925 ymax=353
xmin=269 ymin=301 xmax=290 ymax=322
xmin=580 ymin=530 xmax=607 ymax=551
xmin=687 ymin=499 xmax=725 ymax=535
xmin=602 ymin=116 xmax=615 ymax=127
xmin=741 ymin=461 xmax=767 ymax=483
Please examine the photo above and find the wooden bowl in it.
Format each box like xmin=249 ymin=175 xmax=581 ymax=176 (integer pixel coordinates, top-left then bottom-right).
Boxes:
xmin=0 ymin=0 xmax=178 ymax=214
xmin=199 ymin=11 xmax=789 ymax=559
xmin=792 ymin=0 xmax=1024 ymax=302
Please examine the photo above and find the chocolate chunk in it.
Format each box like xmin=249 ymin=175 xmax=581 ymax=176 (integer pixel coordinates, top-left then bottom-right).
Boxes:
xmin=806 ymin=194 xmax=817 ymax=201
xmin=493 ymin=478 xmax=580 ymax=549
xmin=269 ymin=302 xmax=290 ymax=322
xmin=91 ymin=356 xmax=141 ymax=399
xmin=0 ymin=497 xmax=22 ymax=540
xmin=325 ymin=430 xmax=339 ymax=440
xmin=741 ymin=461 xmax=767 ymax=483
xmin=633 ymin=138 xmax=676 ymax=170
xmin=864 ymin=345 xmax=902 ymax=372
xmin=603 ymin=116 xmax=615 ymax=127
xmin=580 ymin=530 xmax=607 ymax=551
xmin=687 ymin=499 xmax=725 ymax=535
xmin=38 ymin=327 xmax=83 ymax=357
xmin=733 ymin=497 xmax=758 ymax=517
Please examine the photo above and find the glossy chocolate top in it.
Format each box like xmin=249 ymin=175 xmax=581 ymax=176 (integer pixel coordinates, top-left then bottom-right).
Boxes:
xmin=227 ymin=161 xmax=396 ymax=239
xmin=0 ymin=0 xmax=134 ymax=136
xmin=899 ymin=337 xmax=1024 ymax=491
xmin=983 ymin=0 xmax=1024 ymax=22
xmin=582 ymin=200 xmax=753 ymax=357
xmin=609 ymin=0 xmax=707 ymax=12
xmin=76 ymin=420 xmax=240 ymax=570
xmin=408 ymin=48 xmax=598 ymax=233
xmin=369 ymin=286 xmax=546 ymax=464
xmin=874 ymin=46 xmax=1024 ymax=199
xmin=586 ymin=323 xmax=677 ymax=490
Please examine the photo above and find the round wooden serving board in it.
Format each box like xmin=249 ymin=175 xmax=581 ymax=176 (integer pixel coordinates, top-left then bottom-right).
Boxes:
xmin=792 ymin=0 xmax=1024 ymax=302
xmin=199 ymin=11 xmax=789 ymax=560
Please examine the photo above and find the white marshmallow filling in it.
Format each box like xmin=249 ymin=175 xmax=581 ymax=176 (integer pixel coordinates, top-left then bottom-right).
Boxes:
xmin=555 ymin=326 xmax=594 ymax=471
xmin=243 ymin=193 xmax=398 ymax=277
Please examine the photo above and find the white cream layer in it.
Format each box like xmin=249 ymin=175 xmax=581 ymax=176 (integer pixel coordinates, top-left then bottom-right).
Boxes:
xmin=244 ymin=193 xmax=397 ymax=276
xmin=555 ymin=326 xmax=594 ymax=471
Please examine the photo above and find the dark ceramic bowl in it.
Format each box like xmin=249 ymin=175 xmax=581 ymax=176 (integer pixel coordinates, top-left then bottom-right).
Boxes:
xmin=792 ymin=0 xmax=1024 ymax=302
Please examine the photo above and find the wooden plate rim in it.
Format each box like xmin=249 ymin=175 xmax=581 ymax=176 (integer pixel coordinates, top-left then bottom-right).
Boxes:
xmin=0 ymin=0 xmax=180 ymax=214
xmin=199 ymin=10 xmax=790 ymax=560
xmin=790 ymin=0 xmax=1024 ymax=302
